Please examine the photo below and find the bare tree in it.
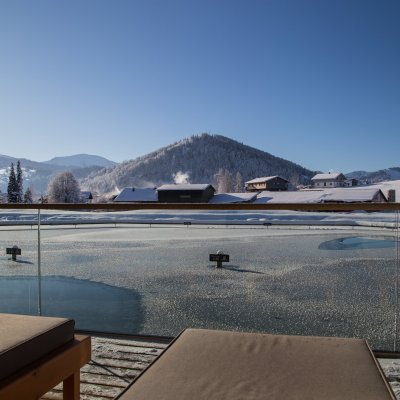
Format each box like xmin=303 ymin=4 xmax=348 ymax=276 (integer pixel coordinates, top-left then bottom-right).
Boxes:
xmin=234 ymin=171 xmax=244 ymax=192
xmin=47 ymin=171 xmax=81 ymax=203
xmin=215 ymin=169 xmax=234 ymax=193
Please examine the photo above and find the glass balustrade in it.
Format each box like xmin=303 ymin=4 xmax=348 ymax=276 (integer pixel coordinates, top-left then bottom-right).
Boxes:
xmin=0 ymin=205 xmax=399 ymax=352
xmin=0 ymin=214 xmax=40 ymax=316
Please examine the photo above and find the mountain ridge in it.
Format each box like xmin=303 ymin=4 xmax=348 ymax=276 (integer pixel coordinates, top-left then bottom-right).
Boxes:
xmin=0 ymin=154 xmax=115 ymax=194
xmin=44 ymin=154 xmax=116 ymax=168
xmin=1 ymin=136 xmax=399 ymax=196
xmin=81 ymin=133 xmax=317 ymax=194
xmin=346 ymin=167 xmax=400 ymax=184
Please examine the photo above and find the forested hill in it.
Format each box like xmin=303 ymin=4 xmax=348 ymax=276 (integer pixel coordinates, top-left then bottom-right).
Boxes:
xmin=81 ymin=134 xmax=317 ymax=194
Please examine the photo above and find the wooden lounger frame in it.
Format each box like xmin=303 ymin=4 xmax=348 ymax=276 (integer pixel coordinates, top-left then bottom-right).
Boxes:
xmin=0 ymin=335 xmax=91 ymax=400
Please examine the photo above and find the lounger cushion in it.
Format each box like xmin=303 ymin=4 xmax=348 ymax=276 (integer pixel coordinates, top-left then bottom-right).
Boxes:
xmin=0 ymin=313 xmax=75 ymax=381
xmin=119 ymin=328 xmax=395 ymax=400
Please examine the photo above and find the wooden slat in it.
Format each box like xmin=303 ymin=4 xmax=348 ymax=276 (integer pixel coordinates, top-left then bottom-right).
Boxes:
xmin=93 ymin=337 xmax=168 ymax=350
xmin=83 ymin=362 xmax=144 ymax=378
xmin=41 ymin=335 xmax=168 ymax=400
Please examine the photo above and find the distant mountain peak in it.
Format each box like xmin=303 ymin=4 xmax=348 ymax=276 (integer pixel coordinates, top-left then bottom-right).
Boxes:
xmin=44 ymin=154 xmax=116 ymax=168
xmin=347 ymin=167 xmax=400 ymax=184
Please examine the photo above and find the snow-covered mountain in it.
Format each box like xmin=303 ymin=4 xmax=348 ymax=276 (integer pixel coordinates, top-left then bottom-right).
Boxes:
xmin=1 ymin=137 xmax=399 ymax=199
xmin=44 ymin=154 xmax=115 ymax=168
xmin=81 ymin=134 xmax=317 ymax=194
xmin=346 ymin=168 xmax=400 ymax=184
xmin=0 ymin=154 xmax=113 ymax=195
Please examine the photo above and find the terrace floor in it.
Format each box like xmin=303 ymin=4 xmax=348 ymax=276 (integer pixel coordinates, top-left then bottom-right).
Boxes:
xmin=41 ymin=334 xmax=170 ymax=400
xmin=40 ymin=334 xmax=400 ymax=400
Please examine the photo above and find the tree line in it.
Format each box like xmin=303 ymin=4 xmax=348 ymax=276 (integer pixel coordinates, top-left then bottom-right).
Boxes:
xmin=6 ymin=161 xmax=82 ymax=203
xmin=7 ymin=161 xmax=33 ymax=203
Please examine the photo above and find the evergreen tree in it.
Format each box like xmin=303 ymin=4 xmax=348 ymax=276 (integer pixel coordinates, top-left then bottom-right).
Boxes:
xmin=16 ymin=160 xmax=23 ymax=203
xmin=7 ymin=163 xmax=18 ymax=203
xmin=23 ymin=187 xmax=33 ymax=204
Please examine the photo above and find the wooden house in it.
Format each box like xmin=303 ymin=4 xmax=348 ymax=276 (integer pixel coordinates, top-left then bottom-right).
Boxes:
xmin=311 ymin=172 xmax=346 ymax=188
xmin=157 ymin=184 xmax=216 ymax=203
xmin=245 ymin=176 xmax=289 ymax=192
xmin=345 ymin=178 xmax=359 ymax=187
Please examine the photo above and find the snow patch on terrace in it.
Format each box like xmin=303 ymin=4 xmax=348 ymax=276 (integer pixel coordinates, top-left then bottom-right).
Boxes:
xmin=1 ymin=209 xmax=398 ymax=229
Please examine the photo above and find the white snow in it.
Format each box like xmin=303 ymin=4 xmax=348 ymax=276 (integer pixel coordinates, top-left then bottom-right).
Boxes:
xmin=209 ymin=192 xmax=258 ymax=204
xmin=113 ymin=187 xmax=157 ymax=202
xmin=312 ymin=172 xmax=343 ymax=180
xmin=366 ymin=180 xmax=400 ymax=200
xmin=1 ymin=207 xmax=398 ymax=229
xmin=255 ymin=187 xmax=386 ymax=203
xmin=255 ymin=190 xmax=324 ymax=204
xmin=245 ymin=176 xmax=280 ymax=184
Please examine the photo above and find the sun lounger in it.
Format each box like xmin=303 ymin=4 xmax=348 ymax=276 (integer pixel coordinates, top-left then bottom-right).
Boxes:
xmin=117 ymin=328 xmax=396 ymax=400
xmin=0 ymin=313 xmax=91 ymax=400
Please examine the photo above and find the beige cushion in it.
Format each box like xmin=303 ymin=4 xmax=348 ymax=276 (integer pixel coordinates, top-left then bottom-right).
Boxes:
xmin=0 ymin=313 xmax=74 ymax=381
xmin=119 ymin=328 xmax=395 ymax=400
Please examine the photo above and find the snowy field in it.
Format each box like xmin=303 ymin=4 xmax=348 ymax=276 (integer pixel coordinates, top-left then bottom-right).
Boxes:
xmin=0 ymin=210 xmax=399 ymax=352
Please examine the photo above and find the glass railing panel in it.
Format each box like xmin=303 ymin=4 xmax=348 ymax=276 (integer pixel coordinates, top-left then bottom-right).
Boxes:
xmin=0 ymin=211 xmax=40 ymax=315
xmin=33 ymin=208 xmax=399 ymax=351
xmin=1 ymin=206 xmax=399 ymax=352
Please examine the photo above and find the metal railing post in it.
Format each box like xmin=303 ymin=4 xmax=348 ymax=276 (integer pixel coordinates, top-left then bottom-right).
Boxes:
xmin=37 ymin=207 xmax=42 ymax=316
xmin=395 ymin=211 xmax=400 ymax=351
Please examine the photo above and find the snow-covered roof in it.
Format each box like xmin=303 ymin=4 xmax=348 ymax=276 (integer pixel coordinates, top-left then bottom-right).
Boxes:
xmin=312 ymin=173 xmax=345 ymax=181
xmin=366 ymin=180 xmax=400 ymax=202
xmin=255 ymin=187 xmax=386 ymax=204
xmin=321 ymin=188 xmax=385 ymax=202
xmin=245 ymin=176 xmax=286 ymax=184
xmin=114 ymin=187 xmax=157 ymax=202
xmin=255 ymin=190 xmax=324 ymax=204
xmin=157 ymin=184 xmax=215 ymax=191
xmin=208 ymin=192 xmax=258 ymax=204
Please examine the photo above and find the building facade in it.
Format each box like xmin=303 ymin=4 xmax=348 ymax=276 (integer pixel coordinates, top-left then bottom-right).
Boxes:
xmin=311 ymin=173 xmax=346 ymax=188
xmin=245 ymin=176 xmax=289 ymax=192
xmin=157 ymin=184 xmax=216 ymax=203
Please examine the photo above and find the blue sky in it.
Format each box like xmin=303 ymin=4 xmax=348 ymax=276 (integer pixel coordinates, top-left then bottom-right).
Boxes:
xmin=0 ymin=0 xmax=399 ymax=173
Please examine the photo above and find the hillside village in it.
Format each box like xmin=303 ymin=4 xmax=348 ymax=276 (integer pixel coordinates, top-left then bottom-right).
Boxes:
xmin=111 ymin=171 xmax=395 ymax=205
xmin=1 ymin=167 xmax=396 ymax=204
xmin=0 ymin=135 xmax=398 ymax=204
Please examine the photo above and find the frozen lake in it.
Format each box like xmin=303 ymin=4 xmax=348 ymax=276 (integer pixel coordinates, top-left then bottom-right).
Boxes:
xmin=0 ymin=223 xmax=399 ymax=351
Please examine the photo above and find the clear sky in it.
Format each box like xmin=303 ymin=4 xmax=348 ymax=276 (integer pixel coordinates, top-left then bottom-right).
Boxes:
xmin=0 ymin=0 xmax=399 ymax=173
